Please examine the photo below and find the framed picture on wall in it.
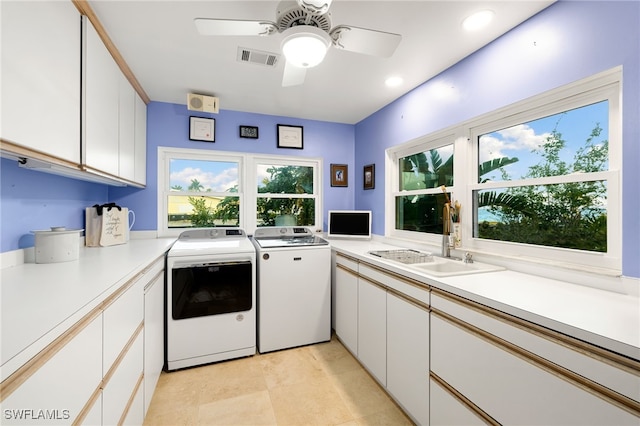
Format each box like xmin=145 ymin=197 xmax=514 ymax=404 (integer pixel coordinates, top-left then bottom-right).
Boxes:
xmin=277 ymin=124 xmax=303 ymax=149
xmin=189 ymin=116 xmax=215 ymax=142
xmin=364 ymin=164 xmax=375 ymax=190
xmin=330 ymin=164 xmax=348 ymax=187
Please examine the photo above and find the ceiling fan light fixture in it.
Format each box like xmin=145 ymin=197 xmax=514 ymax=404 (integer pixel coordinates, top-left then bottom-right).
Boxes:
xmin=281 ymin=26 xmax=332 ymax=68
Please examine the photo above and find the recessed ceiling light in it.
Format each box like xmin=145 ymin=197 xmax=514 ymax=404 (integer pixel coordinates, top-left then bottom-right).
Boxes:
xmin=385 ymin=76 xmax=403 ymax=87
xmin=462 ymin=10 xmax=494 ymax=31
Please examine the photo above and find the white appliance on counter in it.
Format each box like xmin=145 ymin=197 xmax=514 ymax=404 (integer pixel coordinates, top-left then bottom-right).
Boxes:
xmin=252 ymin=226 xmax=331 ymax=353
xmin=166 ymin=228 xmax=256 ymax=370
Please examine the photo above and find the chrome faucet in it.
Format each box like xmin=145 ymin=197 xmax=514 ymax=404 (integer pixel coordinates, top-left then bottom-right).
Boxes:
xmin=442 ymin=233 xmax=451 ymax=258
xmin=442 ymin=212 xmax=452 ymax=258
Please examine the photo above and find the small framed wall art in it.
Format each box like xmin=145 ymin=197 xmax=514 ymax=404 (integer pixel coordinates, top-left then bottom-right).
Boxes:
xmin=330 ymin=164 xmax=348 ymax=187
xmin=189 ymin=116 xmax=215 ymax=142
xmin=364 ymin=164 xmax=375 ymax=190
xmin=277 ymin=124 xmax=303 ymax=149
xmin=239 ymin=125 xmax=259 ymax=139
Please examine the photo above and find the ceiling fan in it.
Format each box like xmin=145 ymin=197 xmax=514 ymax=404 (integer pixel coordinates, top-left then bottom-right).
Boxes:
xmin=194 ymin=0 xmax=402 ymax=87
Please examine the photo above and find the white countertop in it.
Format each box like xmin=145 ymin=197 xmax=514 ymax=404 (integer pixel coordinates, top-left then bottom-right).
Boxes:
xmin=329 ymin=239 xmax=640 ymax=361
xmin=1 ymin=238 xmax=175 ymax=380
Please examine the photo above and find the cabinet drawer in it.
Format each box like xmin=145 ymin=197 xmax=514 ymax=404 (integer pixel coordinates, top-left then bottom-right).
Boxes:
xmin=103 ymin=332 xmax=143 ymax=426
xmin=1 ymin=315 xmax=102 ymax=424
xmin=103 ymin=278 xmax=144 ymax=373
xmin=430 ymin=376 xmax=487 ymax=426
xmin=359 ymin=262 xmax=429 ymax=305
xmin=431 ymin=314 xmax=639 ymax=425
xmin=335 ymin=253 xmax=358 ymax=273
xmin=431 ymin=291 xmax=640 ymax=403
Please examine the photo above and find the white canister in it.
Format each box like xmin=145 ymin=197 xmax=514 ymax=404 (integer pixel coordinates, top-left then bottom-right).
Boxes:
xmin=32 ymin=228 xmax=83 ymax=263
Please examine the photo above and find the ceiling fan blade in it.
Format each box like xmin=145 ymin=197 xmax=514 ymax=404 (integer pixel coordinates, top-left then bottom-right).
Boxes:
xmin=330 ymin=25 xmax=402 ymax=58
xmin=282 ymin=61 xmax=307 ymax=87
xmin=194 ymin=18 xmax=277 ymax=36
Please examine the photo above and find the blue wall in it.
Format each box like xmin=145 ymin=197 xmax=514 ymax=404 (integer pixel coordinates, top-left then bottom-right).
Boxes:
xmin=109 ymin=103 xmax=356 ymax=231
xmin=355 ymin=1 xmax=640 ymax=278
xmin=1 ymin=1 xmax=638 ymax=278
xmin=0 ymin=158 xmax=108 ymax=252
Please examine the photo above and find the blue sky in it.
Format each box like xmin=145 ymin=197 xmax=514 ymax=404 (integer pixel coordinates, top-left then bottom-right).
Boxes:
xmin=169 ymin=160 xmax=275 ymax=192
xmin=479 ymin=100 xmax=609 ymax=181
xmin=170 ymin=159 xmax=238 ymax=192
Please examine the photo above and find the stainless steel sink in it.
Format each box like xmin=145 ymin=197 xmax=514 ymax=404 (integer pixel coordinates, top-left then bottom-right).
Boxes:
xmin=368 ymin=249 xmax=433 ymax=264
xmin=368 ymin=248 xmax=504 ymax=277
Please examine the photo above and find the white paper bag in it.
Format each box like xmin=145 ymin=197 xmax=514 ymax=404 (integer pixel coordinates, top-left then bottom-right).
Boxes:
xmin=85 ymin=204 xmax=133 ymax=247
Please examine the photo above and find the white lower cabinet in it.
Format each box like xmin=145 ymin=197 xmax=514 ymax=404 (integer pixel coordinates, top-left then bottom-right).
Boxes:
xmin=334 ymin=257 xmax=359 ymax=355
xmin=0 ymin=315 xmax=102 ymax=425
xmin=144 ymin=271 xmax=165 ymax=414
xmin=81 ymin=393 xmax=103 ymax=426
xmin=123 ymin=383 xmax=145 ymax=426
xmin=357 ymin=278 xmax=387 ymax=385
xmin=103 ymin=334 xmax=144 ymax=426
xmin=429 ymin=376 xmax=486 ymax=426
xmin=431 ymin=304 xmax=640 ymax=425
xmin=103 ymin=278 xmax=144 ymax=374
xmin=387 ymin=292 xmax=429 ymax=426
xmin=333 ymin=250 xmax=640 ymax=426
xmin=1 ymin=256 xmax=165 ymax=426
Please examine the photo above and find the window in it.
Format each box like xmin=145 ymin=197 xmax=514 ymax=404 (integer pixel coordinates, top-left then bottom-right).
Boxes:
xmin=387 ymin=68 xmax=621 ymax=273
xmin=256 ymin=162 xmax=316 ymax=227
xmin=473 ymin=102 xmax=610 ymax=252
xmin=158 ymin=148 xmax=322 ymax=237
xmin=394 ymin=138 xmax=456 ymax=236
xmin=167 ymin=158 xmax=241 ymax=228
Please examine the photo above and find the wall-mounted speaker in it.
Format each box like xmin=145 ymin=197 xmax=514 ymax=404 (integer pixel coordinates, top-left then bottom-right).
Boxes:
xmin=187 ymin=93 xmax=219 ymax=113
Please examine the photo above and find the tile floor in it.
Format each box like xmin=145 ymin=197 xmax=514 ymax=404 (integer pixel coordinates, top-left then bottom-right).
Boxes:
xmin=144 ymin=336 xmax=414 ymax=425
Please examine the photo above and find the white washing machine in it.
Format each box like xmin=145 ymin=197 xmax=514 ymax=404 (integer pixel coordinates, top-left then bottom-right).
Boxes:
xmin=252 ymin=226 xmax=331 ymax=353
xmin=166 ymin=228 xmax=256 ymax=370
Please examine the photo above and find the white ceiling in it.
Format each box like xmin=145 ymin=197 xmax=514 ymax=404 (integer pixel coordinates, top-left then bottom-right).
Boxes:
xmin=89 ymin=0 xmax=555 ymax=124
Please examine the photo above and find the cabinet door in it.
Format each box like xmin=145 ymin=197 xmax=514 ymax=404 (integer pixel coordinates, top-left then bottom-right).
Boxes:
xmin=134 ymin=93 xmax=147 ymax=185
xmin=123 ymin=383 xmax=144 ymax=426
xmin=387 ymin=293 xmax=429 ymax=426
xmin=103 ymin=278 xmax=144 ymax=373
xmin=102 ymin=333 xmax=143 ymax=426
xmin=335 ymin=265 xmax=358 ymax=355
xmin=119 ymin=73 xmax=136 ymax=181
xmin=83 ymin=17 xmax=120 ymax=176
xmin=144 ymin=272 xmax=165 ymax=414
xmin=429 ymin=377 xmax=486 ymax=426
xmin=357 ymin=278 xmax=386 ymax=385
xmin=1 ymin=1 xmax=80 ymax=163
xmin=431 ymin=314 xmax=639 ymax=425
xmin=1 ymin=315 xmax=102 ymax=424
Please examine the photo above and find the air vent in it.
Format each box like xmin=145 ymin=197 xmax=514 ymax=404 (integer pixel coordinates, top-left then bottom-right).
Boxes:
xmin=237 ymin=47 xmax=280 ymax=67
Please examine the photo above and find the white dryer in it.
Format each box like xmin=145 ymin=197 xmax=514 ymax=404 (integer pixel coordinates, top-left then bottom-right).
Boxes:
xmin=166 ymin=228 xmax=256 ymax=370
xmin=252 ymin=227 xmax=331 ymax=353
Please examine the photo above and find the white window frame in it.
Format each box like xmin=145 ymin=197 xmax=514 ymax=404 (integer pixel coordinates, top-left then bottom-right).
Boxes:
xmin=385 ymin=67 xmax=622 ymax=274
xmin=158 ymin=147 xmax=323 ymax=237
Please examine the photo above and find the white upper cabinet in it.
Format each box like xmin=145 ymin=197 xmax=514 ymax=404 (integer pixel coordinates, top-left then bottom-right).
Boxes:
xmin=119 ymin=72 xmax=136 ymax=181
xmin=1 ymin=1 xmax=81 ymax=163
xmin=134 ymin=93 xmax=147 ymax=186
xmin=83 ymin=16 xmax=120 ymax=177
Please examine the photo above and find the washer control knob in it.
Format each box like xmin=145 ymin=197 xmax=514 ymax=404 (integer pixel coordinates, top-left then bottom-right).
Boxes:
xmin=263 ymin=253 xmax=270 ymax=260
